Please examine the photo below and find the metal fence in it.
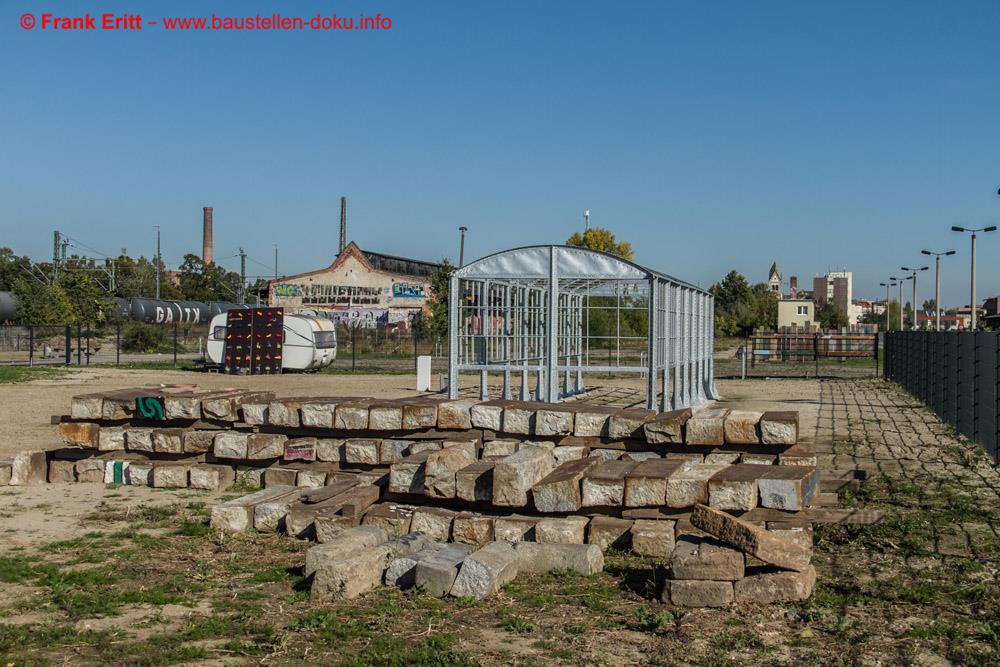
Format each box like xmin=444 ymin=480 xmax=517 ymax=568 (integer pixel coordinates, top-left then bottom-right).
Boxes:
xmin=885 ymin=331 xmax=999 ymax=462
xmin=714 ymin=333 xmax=879 ymax=379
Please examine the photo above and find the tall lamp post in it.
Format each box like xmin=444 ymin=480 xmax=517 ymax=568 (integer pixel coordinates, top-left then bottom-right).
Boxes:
xmin=891 ymin=276 xmax=912 ymax=330
xmin=952 ymin=225 xmax=996 ymax=330
xmin=458 ymin=226 xmax=468 ymax=267
xmin=879 ymin=281 xmax=896 ymax=331
xmin=154 ymin=225 xmax=161 ymax=299
xmin=900 ymin=266 xmax=928 ymax=330
xmin=921 ymin=249 xmax=956 ymax=331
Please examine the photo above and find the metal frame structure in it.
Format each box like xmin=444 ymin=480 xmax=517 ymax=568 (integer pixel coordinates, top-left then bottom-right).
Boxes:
xmin=447 ymin=245 xmax=717 ymax=409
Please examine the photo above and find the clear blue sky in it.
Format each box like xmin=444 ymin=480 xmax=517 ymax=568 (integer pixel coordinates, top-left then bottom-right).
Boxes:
xmin=2 ymin=0 xmax=999 ymax=307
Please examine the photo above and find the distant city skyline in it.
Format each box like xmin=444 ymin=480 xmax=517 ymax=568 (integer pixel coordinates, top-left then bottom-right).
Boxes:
xmin=2 ymin=0 xmax=998 ymax=308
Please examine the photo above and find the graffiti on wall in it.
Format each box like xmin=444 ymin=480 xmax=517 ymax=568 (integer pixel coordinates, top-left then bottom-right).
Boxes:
xmin=392 ymin=282 xmax=425 ymax=299
xmin=273 ymin=284 xmax=382 ymax=306
xmin=273 ymin=284 xmax=302 ymax=297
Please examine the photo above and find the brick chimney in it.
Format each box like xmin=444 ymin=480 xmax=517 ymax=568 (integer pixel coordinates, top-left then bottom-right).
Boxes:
xmin=789 ymin=275 xmax=798 ymax=297
xmin=202 ymin=207 xmax=214 ymax=265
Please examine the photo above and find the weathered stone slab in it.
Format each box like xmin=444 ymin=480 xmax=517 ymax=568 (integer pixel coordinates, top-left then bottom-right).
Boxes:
xmin=493 ymin=445 xmax=555 ymax=507
xmin=740 ymin=453 xmax=776 ymax=465
xmin=535 ymin=516 xmax=589 ymax=544
xmin=385 ymin=545 xmax=440 ymax=588
xmin=124 ymin=427 xmax=154 ymax=452
xmin=210 ymin=485 xmax=298 ymax=532
xmin=284 ymin=438 xmax=317 ymax=462
xmin=98 ymin=427 xmax=127 ymax=452
xmin=299 ymin=402 xmax=339 ymax=428
xmin=685 ymin=409 xmax=730 ymax=446
xmin=624 ymin=459 xmax=683 ymax=508
xmin=691 ymin=504 xmax=812 ymax=572
xmin=553 ymin=445 xmax=590 ymax=463
xmin=662 ymin=579 xmax=734 ymax=607
xmin=263 ymin=466 xmax=299 ymax=488
xmin=760 ymin=411 xmax=798 ymax=445
xmin=245 ymin=433 xmax=286 ymax=459
xmin=296 ymin=469 xmax=329 ymax=488
xmin=316 ymin=438 xmax=346 ymax=462
xmin=149 ymin=428 xmax=184 ymax=454
xmin=70 ymin=392 xmax=106 ymax=420
xmin=267 ymin=399 xmax=302 ymax=427
xmin=242 ymin=403 xmax=269 ymax=426
xmin=482 ymin=439 xmax=519 ymax=458
xmin=59 ymin=422 xmax=101 ymax=448
xmin=408 ymin=441 xmax=443 ymax=456
xmin=456 ymin=461 xmax=495 ymax=503
xmin=513 ymin=542 xmax=604 ymax=575
xmin=183 ymin=430 xmax=215 ymax=454
xmin=437 ymin=400 xmax=475 ymax=430
xmin=452 ymin=513 xmax=495 ymax=547
xmin=643 ymin=408 xmax=692 ymax=444
xmin=494 ymin=515 xmax=541 ymax=543
xmin=190 ymin=464 xmax=236 ymax=490
xmin=535 ymin=407 xmax=576 ymax=436
xmin=10 ymin=451 xmax=47 ymax=486
xmin=587 ymin=516 xmax=633 ymax=551
xmin=708 ymin=464 xmax=771 ymax=511
xmin=410 ymin=506 xmax=457 ymax=542
xmin=450 ymin=541 xmax=520 ymax=600
xmin=665 ymin=453 xmax=703 ymax=466
xmin=235 ymin=466 xmax=265 ymax=489
xmin=402 ymin=402 xmax=438 ymax=429
xmin=724 ymin=410 xmax=763 ymax=445
xmin=362 ymin=503 xmax=415 ymax=537
xmin=621 ymin=451 xmax=661 ymax=463
xmin=126 ymin=461 xmax=154 ymax=486
xmin=424 ymin=443 xmax=478 ymax=498
xmin=389 ymin=451 xmax=432 ymax=494
xmin=531 ymin=457 xmax=599 ymax=513
xmin=254 ymin=494 xmax=298 ymax=532
xmin=582 ymin=460 xmax=638 ymax=507
xmin=758 ymin=466 xmax=819 ymax=511
xmin=664 ymin=463 xmax=728 ymax=508
xmin=74 ymin=458 xmax=105 ymax=483
xmin=734 ymin=565 xmax=816 ymax=603
xmin=414 ymin=543 xmax=475 ymax=597
xmin=369 ymin=403 xmax=403 ymax=431
xmin=705 ymin=451 xmax=741 ymax=464
xmin=470 ymin=403 xmax=503 ymax=431
xmin=379 ymin=439 xmax=413 ymax=464
xmin=305 ymin=525 xmax=389 ymax=577
xmin=214 ymin=432 xmax=249 ymax=459
xmin=152 ymin=464 xmax=190 ymax=488
xmin=48 ymin=459 xmax=76 ymax=483
xmin=501 ymin=403 xmax=536 ymax=435
xmin=670 ymin=535 xmax=744 ymax=581
xmin=630 ymin=519 xmax=676 ymax=558
xmin=572 ymin=406 xmax=618 ymax=437
xmin=334 ymin=402 xmax=370 ymax=430
xmin=608 ymin=408 xmax=656 ymax=439
xmin=345 ymin=439 xmax=382 ymax=465
xmin=589 ymin=448 xmax=623 ymax=461
xmin=202 ymin=391 xmax=274 ymax=422
xmin=313 ymin=486 xmax=381 ymax=542
xmin=777 ymin=445 xmax=817 ymax=466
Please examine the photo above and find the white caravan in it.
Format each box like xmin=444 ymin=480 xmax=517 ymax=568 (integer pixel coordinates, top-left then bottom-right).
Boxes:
xmin=206 ymin=312 xmax=337 ymax=372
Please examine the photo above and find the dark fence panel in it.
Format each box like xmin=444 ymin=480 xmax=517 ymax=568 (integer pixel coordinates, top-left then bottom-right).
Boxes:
xmin=885 ymin=330 xmax=999 ymax=462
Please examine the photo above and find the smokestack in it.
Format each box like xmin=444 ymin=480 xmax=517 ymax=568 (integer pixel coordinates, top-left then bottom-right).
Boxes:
xmin=339 ymin=196 xmax=347 ymax=254
xmin=202 ymin=207 xmax=214 ymax=265
xmin=789 ymin=275 xmax=797 ymax=298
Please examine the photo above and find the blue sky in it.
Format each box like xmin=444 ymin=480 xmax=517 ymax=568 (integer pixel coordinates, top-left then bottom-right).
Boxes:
xmin=2 ymin=0 xmax=999 ymax=307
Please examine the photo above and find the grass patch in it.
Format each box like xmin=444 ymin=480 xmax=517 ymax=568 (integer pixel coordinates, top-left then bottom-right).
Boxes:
xmin=0 ymin=365 xmax=64 ymax=384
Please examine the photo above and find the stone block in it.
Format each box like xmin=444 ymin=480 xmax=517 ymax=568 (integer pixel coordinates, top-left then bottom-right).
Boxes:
xmin=589 ymin=448 xmax=623 ymax=461
xmin=362 ymin=503 xmax=414 ymax=537
xmin=284 ymin=438 xmax=317 ymax=462
xmin=296 ymin=469 xmax=329 ymax=488
xmin=70 ymin=393 xmax=104 ymax=420
xmin=214 ymin=432 xmax=249 ymax=460
xmin=210 ymin=485 xmax=298 ymax=532
xmin=662 ymin=579 xmax=734 ymax=607
xmin=311 ymin=543 xmax=389 ymax=601
xmin=665 ymin=453 xmax=703 ymax=467
xmin=630 ymin=519 xmax=676 ymax=558
xmin=643 ymin=408 xmax=692 ymax=444
xmin=708 ymin=464 xmax=771 ymax=511
xmin=358 ymin=467 xmax=390 ymax=489
xmin=152 ymin=464 xmax=190 ymax=488
xmin=758 ymin=466 xmax=819 ymax=511
xmin=10 ymin=451 xmax=47 ymax=486
xmin=235 ymin=466 xmax=265 ymax=489
xmin=501 ymin=404 xmax=535 ymax=435
xmin=410 ymin=507 xmax=456 ymax=542
xmin=389 ymin=451 xmax=431 ymax=495
xmin=263 ymin=467 xmax=299 ymax=488
xmin=608 ymin=408 xmax=656 ymax=439
xmin=621 ymin=451 xmax=661 ymax=463
xmin=670 ymin=535 xmax=745 ymax=581
xmin=450 ymin=541 xmax=520 ymax=600
xmin=59 ymin=422 xmax=101 ymax=448
xmin=691 ymin=504 xmax=812 ymax=572
xmin=535 ymin=407 xmax=575 ymax=436
xmin=345 ymin=439 xmax=382 ymax=465
xmin=705 ymin=451 xmax=741 ymax=465
xmin=573 ymin=406 xmax=617 ymax=437
xmin=553 ymin=445 xmax=590 ymax=463
xmin=247 ymin=433 xmax=286 ymax=460
xmin=267 ymin=400 xmax=302 ymax=427
xmin=735 ymin=565 xmax=816 ymax=603
xmin=685 ymin=409 xmax=730 ymax=445
xmin=149 ymin=428 xmax=184 ymax=454
xmin=582 ymin=460 xmax=637 ymax=507
xmin=379 ymin=439 xmax=413 ymax=464
xmin=414 ymin=543 xmax=475 ymax=597
xmin=424 ymin=442 xmax=478 ymax=498
xmin=242 ymin=403 xmax=269 ymax=425
xmin=535 ymin=516 xmax=589 ymax=544
xmin=492 ymin=445 xmax=555 ymax=507
xmin=437 ymin=400 xmax=475 ymax=430
xmin=452 ymin=513 xmax=495 ymax=547
xmin=312 ymin=486 xmax=381 ymax=542
xmin=723 ymin=410 xmax=763 ymax=445
xmin=98 ymin=427 xmax=127 ymax=452
xmin=74 ymin=458 xmax=105 ymax=483
xmin=334 ymin=403 xmax=370 ymax=430
xmin=513 ymin=542 xmax=604 ymax=575
xmin=482 ymin=439 xmax=519 ymax=458
xmin=254 ymin=496 xmax=296 ymax=532
xmin=625 ymin=459 xmax=683 ymax=508
xmin=305 ymin=525 xmax=389 ymax=577
xmin=385 ymin=546 xmax=436 ymax=588
xmin=760 ymin=411 xmax=798 ymax=445
xmin=48 ymin=459 xmax=76 ymax=483
xmin=777 ymin=445 xmax=817 ymax=467
xmin=402 ymin=402 xmax=438 ymax=429
xmin=456 ymin=461 xmax=495 ymax=503
xmin=316 ymin=439 xmax=346 ymax=462
xmin=126 ymin=462 xmax=153 ymax=486
xmin=408 ymin=441 xmax=443 ymax=455
xmin=587 ymin=516 xmax=633 ymax=551
xmin=300 ymin=402 xmax=338 ymax=428
xmin=369 ymin=403 xmax=403 ymax=430
xmin=664 ymin=463 xmax=728 ymax=508
xmin=470 ymin=403 xmax=503 ymax=431
xmin=531 ymin=457 xmax=599 ymax=513
xmin=183 ymin=430 xmax=216 ymax=454
xmin=494 ymin=515 xmax=540 ymax=543
xmin=190 ymin=464 xmax=236 ymax=490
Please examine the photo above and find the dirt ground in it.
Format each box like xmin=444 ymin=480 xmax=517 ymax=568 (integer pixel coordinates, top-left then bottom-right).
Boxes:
xmin=1 ymin=370 xmax=997 ymax=665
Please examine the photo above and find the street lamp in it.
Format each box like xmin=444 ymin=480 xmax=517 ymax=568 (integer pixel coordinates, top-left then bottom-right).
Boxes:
xmin=879 ymin=282 xmax=896 ymax=331
xmin=952 ymin=225 xmax=997 ymax=329
xmin=154 ymin=225 xmax=161 ymax=299
xmin=921 ymin=249 xmax=956 ymax=331
xmin=900 ymin=266 xmax=929 ymax=330
xmin=891 ymin=276 xmax=912 ymax=331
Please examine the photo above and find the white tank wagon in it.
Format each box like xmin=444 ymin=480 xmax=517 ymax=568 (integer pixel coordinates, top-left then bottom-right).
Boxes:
xmin=206 ymin=312 xmax=337 ymax=372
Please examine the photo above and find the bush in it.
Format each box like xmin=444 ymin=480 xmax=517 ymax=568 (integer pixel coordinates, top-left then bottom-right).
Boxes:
xmin=120 ymin=325 xmax=172 ymax=354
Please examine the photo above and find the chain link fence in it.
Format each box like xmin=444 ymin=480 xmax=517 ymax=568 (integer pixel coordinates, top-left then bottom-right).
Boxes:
xmin=885 ymin=330 xmax=999 ymax=462
xmin=714 ymin=332 xmax=880 ymax=379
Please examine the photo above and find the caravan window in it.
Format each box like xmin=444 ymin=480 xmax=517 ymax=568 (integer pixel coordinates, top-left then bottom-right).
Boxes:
xmin=211 ymin=326 xmax=226 ymax=340
xmin=314 ymin=331 xmax=337 ymax=349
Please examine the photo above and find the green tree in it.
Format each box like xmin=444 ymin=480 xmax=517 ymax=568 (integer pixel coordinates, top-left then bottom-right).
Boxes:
xmin=12 ymin=280 xmax=75 ymax=324
xmin=710 ymin=271 xmax=759 ymax=336
xmin=57 ymin=271 xmax=110 ymax=325
xmin=565 ymin=228 xmax=634 ymax=261
xmin=922 ymin=298 xmax=937 ymax=317
xmin=413 ymin=259 xmax=454 ymax=341
xmin=178 ymin=255 xmax=241 ymax=303
xmin=816 ymin=302 xmax=849 ymax=330
xmin=0 ymin=248 xmax=36 ymax=291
